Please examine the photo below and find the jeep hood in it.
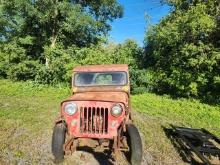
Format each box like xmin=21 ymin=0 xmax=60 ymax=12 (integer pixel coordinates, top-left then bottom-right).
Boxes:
xmin=63 ymin=92 xmax=128 ymax=104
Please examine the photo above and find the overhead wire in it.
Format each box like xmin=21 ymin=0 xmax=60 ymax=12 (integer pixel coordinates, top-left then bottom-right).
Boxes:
xmin=111 ymin=0 xmax=167 ymax=43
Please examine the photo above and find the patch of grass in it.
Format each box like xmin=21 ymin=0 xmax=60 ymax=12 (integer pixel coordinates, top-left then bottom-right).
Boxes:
xmin=0 ymin=79 xmax=70 ymax=132
xmin=132 ymin=93 xmax=220 ymax=136
xmin=0 ymin=79 xmax=70 ymax=98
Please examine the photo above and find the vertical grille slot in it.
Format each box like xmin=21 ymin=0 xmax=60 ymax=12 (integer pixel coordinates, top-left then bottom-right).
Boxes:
xmin=80 ymin=107 xmax=108 ymax=134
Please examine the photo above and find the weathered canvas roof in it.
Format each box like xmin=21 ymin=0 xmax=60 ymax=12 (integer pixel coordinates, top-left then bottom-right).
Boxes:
xmin=73 ymin=64 xmax=128 ymax=72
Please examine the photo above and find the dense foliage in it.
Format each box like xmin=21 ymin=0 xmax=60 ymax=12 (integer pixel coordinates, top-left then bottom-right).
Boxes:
xmin=144 ymin=0 xmax=220 ymax=103
xmin=0 ymin=0 xmax=124 ymax=81
xmin=0 ymin=0 xmax=219 ymax=103
xmin=0 ymin=0 xmax=148 ymax=93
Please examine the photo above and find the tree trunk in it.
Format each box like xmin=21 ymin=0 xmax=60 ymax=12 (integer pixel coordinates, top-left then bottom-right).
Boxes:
xmin=45 ymin=0 xmax=58 ymax=68
xmin=45 ymin=57 xmax=50 ymax=68
xmin=46 ymin=32 xmax=57 ymax=67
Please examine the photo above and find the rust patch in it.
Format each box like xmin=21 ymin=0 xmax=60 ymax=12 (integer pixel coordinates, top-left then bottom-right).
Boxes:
xmin=73 ymin=64 xmax=128 ymax=72
xmin=63 ymin=91 xmax=128 ymax=105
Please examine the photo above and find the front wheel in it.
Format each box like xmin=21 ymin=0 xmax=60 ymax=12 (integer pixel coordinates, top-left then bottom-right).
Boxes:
xmin=126 ymin=124 xmax=143 ymax=165
xmin=52 ymin=123 xmax=66 ymax=163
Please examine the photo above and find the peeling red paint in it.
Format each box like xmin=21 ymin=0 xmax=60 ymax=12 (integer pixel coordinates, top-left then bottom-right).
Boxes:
xmin=55 ymin=64 xmax=132 ymax=155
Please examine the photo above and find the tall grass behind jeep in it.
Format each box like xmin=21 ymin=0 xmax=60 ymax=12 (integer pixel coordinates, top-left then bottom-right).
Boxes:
xmin=52 ymin=64 xmax=143 ymax=164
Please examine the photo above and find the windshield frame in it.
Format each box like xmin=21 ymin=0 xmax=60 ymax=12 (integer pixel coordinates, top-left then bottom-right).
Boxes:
xmin=73 ymin=71 xmax=128 ymax=87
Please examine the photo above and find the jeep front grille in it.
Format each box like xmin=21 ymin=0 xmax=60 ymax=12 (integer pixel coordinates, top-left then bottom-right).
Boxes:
xmin=80 ymin=107 xmax=108 ymax=134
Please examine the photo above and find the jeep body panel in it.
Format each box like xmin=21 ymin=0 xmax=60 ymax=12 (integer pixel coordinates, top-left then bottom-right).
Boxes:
xmin=62 ymin=92 xmax=129 ymax=105
xmin=59 ymin=64 xmax=131 ymax=138
xmin=73 ymin=64 xmax=129 ymax=72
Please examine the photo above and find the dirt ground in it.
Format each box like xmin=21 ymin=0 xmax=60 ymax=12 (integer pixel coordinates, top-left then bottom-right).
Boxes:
xmin=0 ymin=130 xmax=149 ymax=165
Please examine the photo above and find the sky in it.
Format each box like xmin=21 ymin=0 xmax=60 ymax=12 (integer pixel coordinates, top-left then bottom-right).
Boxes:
xmin=109 ymin=0 xmax=171 ymax=46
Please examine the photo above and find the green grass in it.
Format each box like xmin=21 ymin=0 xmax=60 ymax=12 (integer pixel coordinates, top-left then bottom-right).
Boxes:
xmin=132 ymin=94 xmax=220 ymax=136
xmin=0 ymin=79 xmax=219 ymax=164
xmin=0 ymin=79 xmax=70 ymax=132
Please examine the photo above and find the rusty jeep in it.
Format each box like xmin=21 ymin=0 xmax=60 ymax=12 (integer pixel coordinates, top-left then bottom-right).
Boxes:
xmin=52 ymin=64 xmax=142 ymax=164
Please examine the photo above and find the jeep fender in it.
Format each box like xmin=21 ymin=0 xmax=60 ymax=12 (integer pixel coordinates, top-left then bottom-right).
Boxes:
xmin=55 ymin=117 xmax=67 ymax=127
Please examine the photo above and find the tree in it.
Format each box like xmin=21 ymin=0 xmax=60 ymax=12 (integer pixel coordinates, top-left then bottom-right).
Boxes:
xmin=144 ymin=0 xmax=220 ymax=103
xmin=0 ymin=0 xmax=123 ymax=67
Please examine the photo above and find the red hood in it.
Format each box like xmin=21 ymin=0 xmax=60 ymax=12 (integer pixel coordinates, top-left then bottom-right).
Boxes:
xmin=63 ymin=92 xmax=128 ymax=104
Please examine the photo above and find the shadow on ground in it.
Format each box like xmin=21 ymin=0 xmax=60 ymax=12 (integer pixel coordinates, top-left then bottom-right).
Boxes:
xmin=163 ymin=126 xmax=203 ymax=165
xmin=76 ymin=146 xmax=114 ymax=165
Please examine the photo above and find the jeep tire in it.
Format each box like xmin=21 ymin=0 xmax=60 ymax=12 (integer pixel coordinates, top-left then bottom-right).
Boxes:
xmin=127 ymin=124 xmax=143 ymax=165
xmin=52 ymin=123 xmax=66 ymax=163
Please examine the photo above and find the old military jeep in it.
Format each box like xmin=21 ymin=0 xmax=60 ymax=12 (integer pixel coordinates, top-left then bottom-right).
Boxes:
xmin=52 ymin=64 xmax=142 ymax=164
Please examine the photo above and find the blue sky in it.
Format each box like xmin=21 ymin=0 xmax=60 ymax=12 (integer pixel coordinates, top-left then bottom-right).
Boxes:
xmin=109 ymin=0 xmax=171 ymax=46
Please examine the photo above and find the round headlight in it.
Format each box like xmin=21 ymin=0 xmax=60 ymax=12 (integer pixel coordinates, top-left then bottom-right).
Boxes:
xmin=111 ymin=104 xmax=123 ymax=116
xmin=64 ymin=102 xmax=77 ymax=115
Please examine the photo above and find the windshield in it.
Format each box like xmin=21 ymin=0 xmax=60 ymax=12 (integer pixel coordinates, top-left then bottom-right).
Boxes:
xmin=74 ymin=72 xmax=127 ymax=86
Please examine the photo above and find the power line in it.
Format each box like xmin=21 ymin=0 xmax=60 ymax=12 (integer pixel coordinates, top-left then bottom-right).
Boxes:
xmin=119 ymin=16 xmax=144 ymax=20
xmin=112 ymin=22 xmax=146 ymax=26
